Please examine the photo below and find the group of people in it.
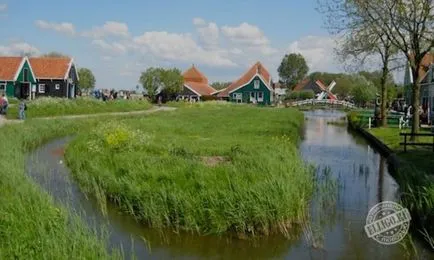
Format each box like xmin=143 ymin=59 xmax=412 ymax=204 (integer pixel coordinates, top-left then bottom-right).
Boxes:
xmin=0 ymin=94 xmax=27 ymax=120
xmin=94 ymin=89 xmax=133 ymax=101
xmin=0 ymin=94 xmax=8 ymax=115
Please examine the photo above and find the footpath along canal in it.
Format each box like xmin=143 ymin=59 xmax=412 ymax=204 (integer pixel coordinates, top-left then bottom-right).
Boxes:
xmin=26 ymin=110 xmax=433 ymax=259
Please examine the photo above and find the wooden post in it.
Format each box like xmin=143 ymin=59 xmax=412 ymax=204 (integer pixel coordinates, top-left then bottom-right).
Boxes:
xmin=369 ymin=117 xmax=372 ymax=129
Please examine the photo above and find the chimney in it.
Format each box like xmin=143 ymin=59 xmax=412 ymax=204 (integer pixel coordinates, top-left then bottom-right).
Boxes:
xmin=257 ymin=64 xmax=261 ymax=74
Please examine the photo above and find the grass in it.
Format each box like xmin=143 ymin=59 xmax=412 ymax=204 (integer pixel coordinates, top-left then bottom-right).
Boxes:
xmin=367 ymin=127 xmax=434 ymax=249
xmin=65 ymin=106 xmax=314 ymax=237
xmin=6 ymin=96 xmax=152 ymax=119
xmin=0 ymin=118 xmax=122 ymax=259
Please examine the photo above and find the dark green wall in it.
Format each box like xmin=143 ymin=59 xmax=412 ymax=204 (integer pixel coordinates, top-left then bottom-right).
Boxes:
xmin=229 ymin=76 xmax=272 ymax=105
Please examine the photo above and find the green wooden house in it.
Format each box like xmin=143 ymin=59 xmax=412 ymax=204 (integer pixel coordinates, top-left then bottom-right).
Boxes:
xmin=216 ymin=62 xmax=274 ymax=105
xmin=0 ymin=56 xmax=37 ymax=100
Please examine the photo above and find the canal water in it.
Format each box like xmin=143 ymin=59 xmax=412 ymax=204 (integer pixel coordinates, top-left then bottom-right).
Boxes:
xmin=26 ymin=110 xmax=433 ymax=259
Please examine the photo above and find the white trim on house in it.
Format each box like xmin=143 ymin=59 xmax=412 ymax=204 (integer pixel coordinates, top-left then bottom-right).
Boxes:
xmin=228 ymin=73 xmax=273 ymax=94
xmin=38 ymin=83 xmax=46 ymax=93
xmin=183 ymin=84 xmax=202 ymax=96
xmin=64 ymin=59 xmax=79 ymax=80
xmin=13 ymin=56 xmax=37 ymax=82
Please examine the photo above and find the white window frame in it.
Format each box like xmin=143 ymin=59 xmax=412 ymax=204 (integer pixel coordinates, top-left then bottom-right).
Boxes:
xmin=0 ymin=83 xmax=6 ymax=96
xmin=55 ymin=84 xmax=60 ymax=90
xmin=23 ymin=68 xmax=29 ymax=82
xmin=257 ymin=91 xmax=264 ymax=102
xmin=254 ymin=80 xmax=260 ymax=89
xmin=233 ymin=93 xmax=242 ymax=103
xmin=38 ymin=84 xmax=46 ymax=93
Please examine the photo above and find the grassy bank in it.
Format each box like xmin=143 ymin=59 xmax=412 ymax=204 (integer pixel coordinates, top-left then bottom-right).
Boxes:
xmin=0 ymin=119 xmax=121 ymax=259
xmin=6 ymin=97 xmax=152 ymax=119
xmin=348 ymin=112 xmax=434 ymax=248
xmin=65 ymin=106 xmax=314 ymax=237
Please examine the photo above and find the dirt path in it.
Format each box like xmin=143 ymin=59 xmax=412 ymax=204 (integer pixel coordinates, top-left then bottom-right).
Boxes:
xmin=0 ymin=106 xmax=175 ymax=127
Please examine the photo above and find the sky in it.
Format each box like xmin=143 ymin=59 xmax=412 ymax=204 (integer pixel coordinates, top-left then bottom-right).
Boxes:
xmin=0 ymin=0 xmax=365 ymax=90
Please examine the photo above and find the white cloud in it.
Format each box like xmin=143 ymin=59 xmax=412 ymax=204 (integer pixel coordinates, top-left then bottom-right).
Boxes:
xmin=92 ymin=39 xmax=127 ymax=54
xmin=193 ymin=17 xmax=206 ymax=26
xmin=83 ymin=21 xmax=130 ymax=39
xmin=0 ymin=42 xmax=40 ymax=56
xmin=35 ymin=20 xmax=76 ymax=36
xmin=193 ymin=18 xmax=220 ymax=50
xmin=0 ymin=4 xmax=7 ymax=12
xmin=287 ymin=35 xmax=339 ymax=72
xmin=133 ymin=31 xmax=236 ymax=67
xmin=222 ymin=23 xmax=270 ymax=46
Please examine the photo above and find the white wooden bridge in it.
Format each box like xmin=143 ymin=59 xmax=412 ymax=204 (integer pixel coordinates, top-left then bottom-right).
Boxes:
xmin=289 ymin=99 xmax=357 ymax=109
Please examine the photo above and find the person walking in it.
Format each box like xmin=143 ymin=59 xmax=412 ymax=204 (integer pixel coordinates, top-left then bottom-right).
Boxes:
xmin=18 ymin=99 xmax=26 ymax=120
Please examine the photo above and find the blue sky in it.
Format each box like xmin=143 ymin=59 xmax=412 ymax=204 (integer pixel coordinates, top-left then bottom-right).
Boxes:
xmin=0 ymin=0 xmax=345 ymax=89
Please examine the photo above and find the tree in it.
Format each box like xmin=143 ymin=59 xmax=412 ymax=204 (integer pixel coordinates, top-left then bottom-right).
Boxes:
xmin=318 ymin=0 xmax=401 ymax=127
xmin=350 ymin=75 xmax=377 ymax=106
xmin=40 ymin=52 xmax=69 ymax=58
xmin=77 ymin=68 xmax=96 ymax=93
xmin=278 ymin=53 xmax=309 ymax=89
xmin=322 ymin=0 xmax=433 ymax=135
xmin=211 ymin=82 xmax=232 ymax=90
xmin=139 ymin=67 xmax=183 ymax=101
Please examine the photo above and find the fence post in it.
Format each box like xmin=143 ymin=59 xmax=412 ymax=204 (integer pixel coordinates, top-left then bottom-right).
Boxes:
xmin=369 ymin=117 xmax=371 ymax=129
xmin=404 ymin=134 xmax=407 ymax=152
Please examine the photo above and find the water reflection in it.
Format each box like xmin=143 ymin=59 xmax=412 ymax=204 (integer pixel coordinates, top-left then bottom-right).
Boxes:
xmin=25 ymin=109 xmax=433 ymax=260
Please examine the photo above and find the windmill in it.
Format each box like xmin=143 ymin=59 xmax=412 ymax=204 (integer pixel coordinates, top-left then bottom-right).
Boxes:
xmin=317 ymin=80 xmax=337 ymax=100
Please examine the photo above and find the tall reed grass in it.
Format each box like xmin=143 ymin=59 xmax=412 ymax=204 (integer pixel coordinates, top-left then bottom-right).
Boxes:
xmin=66 ymin=106 xmax=314 ymax=237
xmin=0 ymin=118 xmax=122 ymax=259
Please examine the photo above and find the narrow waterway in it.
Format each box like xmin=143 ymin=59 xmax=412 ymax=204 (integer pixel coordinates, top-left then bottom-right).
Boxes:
xmin=26 ymin=110 xmax=433 ymax=259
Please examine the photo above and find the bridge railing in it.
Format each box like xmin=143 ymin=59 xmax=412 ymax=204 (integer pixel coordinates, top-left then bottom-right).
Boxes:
xmin=289 ymin=99 xmax=357 ymax=109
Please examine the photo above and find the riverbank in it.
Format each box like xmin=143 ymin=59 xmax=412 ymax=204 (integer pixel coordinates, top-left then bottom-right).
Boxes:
xmin=0 ymin=118 xmax=122 ymax=259
xmin=5 ymin=97 xmax=152 ymax=119
xmin=65 ymin=106 xmax=314 ymax=237
xmin=348 ymin=113 xmax=434 ymax=249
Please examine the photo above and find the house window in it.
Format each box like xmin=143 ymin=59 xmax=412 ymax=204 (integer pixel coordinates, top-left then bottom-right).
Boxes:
xmin=254 ymin=80 xmax=260 ymax=89
xmin=0 ymin=83 xmax=6 ymax=96
xmin=38 ymin=84 xmax=46 ymax=93
xmin=55 ymin=84 xmax=60 ymax=90
xmin=23 ymin=68 xmax=29 ymax=82
xmin=233 ymin=93 xmax=242 ymax=103
xmin=258 ymin=92 xmax=264 ymax=102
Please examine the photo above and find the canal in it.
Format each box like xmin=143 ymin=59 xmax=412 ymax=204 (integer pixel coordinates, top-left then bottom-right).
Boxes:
xmin=26 ymin=110 xmax=433 ymax=259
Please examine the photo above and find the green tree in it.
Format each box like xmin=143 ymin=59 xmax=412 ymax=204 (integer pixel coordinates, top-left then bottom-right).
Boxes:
xmin=40 ymin=52 xmax=69 ymax=58
xmin=211 ymin=82 xmax=232 ymax=90
xmin=350 ymin=75 xmax=377 ymax=107
xmin=278 ymin=53 xmax=309 ymax=89
xmin=77 ymin=68 xmax=96 ymax=93
xmin=139 ymin=67 xmax=183 ymax=100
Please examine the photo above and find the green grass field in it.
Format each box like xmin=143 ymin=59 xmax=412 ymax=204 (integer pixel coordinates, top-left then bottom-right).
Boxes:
xmin=6 ymin=97 xmax=152 ymax=119
xmin=0 ymin=118 xmax=122 ymax=259
xmin=368 ymin=127 xmax=434 ymax=248
xmin=65 ymin=106 xmax=314 ymax=237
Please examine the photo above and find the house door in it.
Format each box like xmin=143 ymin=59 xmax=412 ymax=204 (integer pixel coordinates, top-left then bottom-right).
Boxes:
xmin=250 ymin=92 xmax=257 ymax=103
xmin=17 ymin=83 xmax=30 ymax=100
xmin=70 ymin=84 xmax=75 ymax=98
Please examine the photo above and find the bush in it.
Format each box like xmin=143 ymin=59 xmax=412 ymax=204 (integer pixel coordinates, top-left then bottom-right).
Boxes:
xmin=285 ymin=90 xmax=314 ymax=100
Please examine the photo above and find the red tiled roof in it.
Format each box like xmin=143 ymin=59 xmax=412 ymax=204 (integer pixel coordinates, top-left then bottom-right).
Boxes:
xmin=183 ymin=65 xmax=209 ymax=84
xmin=217 ymin=62 xmax=271 ymax=98
xmin=292 ymin=78 xmax=310 ymax=91
xmin=29 ymin=57 xmax=72 ymax=79
xmin=0 ymin=57 xmax=23 ymax=81
xmin=420 ymin=53 xmax=434 ymax=82
xmin=184 ymin=82 xmax=217 ymax=96
xmin=183 ymin=65 xmax=216 ymax=96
